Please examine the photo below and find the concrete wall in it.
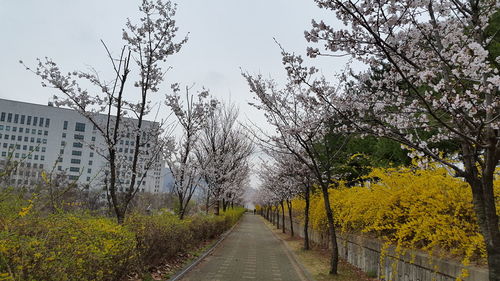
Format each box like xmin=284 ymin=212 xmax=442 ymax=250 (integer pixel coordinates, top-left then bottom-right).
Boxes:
xmin=264 ymin=212 xmax=489 ymax=281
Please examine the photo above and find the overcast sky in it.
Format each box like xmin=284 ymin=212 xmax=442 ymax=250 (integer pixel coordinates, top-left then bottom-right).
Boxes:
xmin=0 ymin=0 xmax=351 ymax=189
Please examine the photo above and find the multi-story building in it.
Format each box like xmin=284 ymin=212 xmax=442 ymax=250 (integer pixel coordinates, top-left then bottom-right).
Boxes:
xmin=0 ymin=98 xmax=164 ymax=193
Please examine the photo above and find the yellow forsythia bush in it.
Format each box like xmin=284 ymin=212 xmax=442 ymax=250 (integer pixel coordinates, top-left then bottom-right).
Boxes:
xmin=0 ymin=213 xmax=137 ymax=281
xmin=295 ymin=166 xmax=499 ymax=264
xmin=0 ymin=192 xmax=245 ymax=281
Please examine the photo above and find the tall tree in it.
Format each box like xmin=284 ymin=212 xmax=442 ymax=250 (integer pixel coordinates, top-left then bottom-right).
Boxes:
xmin=165 ymin=85 xmax=217 ymax=219
xmin=244 ymin=73 xmax=349 ymax=274
xmin=196 ymin=103 xmax=253 ymax=215
xmin=298 ymin=1 xmax=500 ymax=279
xmin=24 ymin=0 xmax=187 ymax=224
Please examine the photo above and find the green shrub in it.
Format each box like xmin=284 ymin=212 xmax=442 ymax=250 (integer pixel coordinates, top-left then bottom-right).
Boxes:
xmin=126 ymin=211 xmax=192 ymax=267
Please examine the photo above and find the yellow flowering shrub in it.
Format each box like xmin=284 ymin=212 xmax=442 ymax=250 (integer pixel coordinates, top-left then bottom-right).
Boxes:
xmin=0 ymin=213 xmax=137 ymax=281
xmin=293 ymin=166 xmax=499 ymax=264
xmin=0 ymin=187 xmax=245 ymax=281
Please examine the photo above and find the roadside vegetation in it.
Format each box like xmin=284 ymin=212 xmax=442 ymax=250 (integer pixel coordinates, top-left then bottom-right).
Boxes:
xmin=0 ymin=189 xmax=244 ymax=281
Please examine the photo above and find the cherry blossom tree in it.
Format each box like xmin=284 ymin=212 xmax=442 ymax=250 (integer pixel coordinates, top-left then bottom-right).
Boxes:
xmin=244 ymin=72 xmax=352 ymax=274
xmin=297 ymin=0 xmax=500 ymax=278
xmin=164 ymin=85 xmax=218 ymax=219
xmin=195 ymin=103 xmax=254 ymax=215
xmin=23 ymin=0 xmax=187 ymax=224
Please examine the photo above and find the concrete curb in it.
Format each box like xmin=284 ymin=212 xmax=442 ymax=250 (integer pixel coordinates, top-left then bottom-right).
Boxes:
xmin=167 ymin=217 xmax=242 ymax=281
xmin=260 ymin=216 xmax=315 ymax=281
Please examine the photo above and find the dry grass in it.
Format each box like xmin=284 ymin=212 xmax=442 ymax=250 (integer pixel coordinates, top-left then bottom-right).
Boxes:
xmin=263 ymin=218 xmax=377 ymax=281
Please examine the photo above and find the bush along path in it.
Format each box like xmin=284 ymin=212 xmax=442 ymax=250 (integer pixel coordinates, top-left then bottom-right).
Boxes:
xmin=0 ymin=207 xmax=245 ymax=281
xmin=179 ymin=213 xmax=310 ymax=281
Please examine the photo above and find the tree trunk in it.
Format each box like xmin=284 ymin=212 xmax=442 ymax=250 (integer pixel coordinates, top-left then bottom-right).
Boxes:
xmin=468 ymin=177 xmax=500 ymax=281
xmin=462 ymin=143 xmax=500 ymax=281
xmin=280 ymin=200 xmax=286 ymax=234
xmin=215 ymin=200 xmax=220 ymax=216
xmin=320 ymin=184 xmax=339 ymax=275
xmin=276 ymin=205 xmax=280 ymax=229
xmin=177 ymin=194 xmax=186 ymax=220
xmin=205 ymin=191 xmax=210 ymax=215
xmin=304 ymin=185 xmax=310 ymax=250
xmin=287 ymin=199 xmax=294 ymax=237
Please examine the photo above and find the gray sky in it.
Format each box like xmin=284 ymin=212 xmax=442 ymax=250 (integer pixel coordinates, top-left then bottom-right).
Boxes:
xmin=0 ymin=0 xmax=350 ymax=188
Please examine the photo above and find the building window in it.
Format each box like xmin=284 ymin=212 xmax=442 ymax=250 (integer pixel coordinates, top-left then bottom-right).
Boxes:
xmin=42 ymin=139 xmax=47 ymax=144
xmin=60 ymin=149 xmax=64 ymax=154
xmin=27 ymin=116 xmax=31 ymax=125
xmin=34 ymin=155 xmax=38 ymax=160
xmin=75 ymin=122 xmax=86 ymax=132
xmin=69 ymin=167 xmax=80 ymax=172
xmin=61 ymin=141 xmax=66 ymax=146
xmin=0 ymin=112 xmax=5 ymax=121
xmin=87 ymin=168 xmax=92 ymax=174
xmin=20 ymin=115 xmax=25 ymax=124
xmin=5 ymin=126 xmax=10 ymax=131
xmin=23 ymin=145 xmax=27 ymax=150
xmin=7 ymin=113 xmax=12 ymax=122
xmin=73 ymin=142 xmax=83 ymax=148
xmin=12 ymin=127 xmax=16 ymax=132
xmin=71 ymin=159 xmax=81 ymax=164
xmin=63 ymin=121 xmax=68 ymax=130
xmin=30 ymin=137 xmax=34 ymax=143
xmin=57 ymin=166 xmax=62 ymax=171
xmin=72 ymin=150 xmax=82 ymax=156
xmin=17 ymin=136 xmax=22 ymax=141
xmin=38 ymin=130 xmax=42 ymax=135
xmin=39 ymin=117 xmax=44 ymax=127
xmin=44 ymin=131 xmax=48 ymax=136
xmin=74 ymin=134 xmax=84 ymax=140
xmin=88 ymin=160 xmax=93 ymax=165
xmin=41 ymin=147 xmax=46 ymax=152
xmin=40 ymin=156 xmax=45 ymax=161
xmin=33 ymin=117 xmax=37 ymax=126
xmin=14 ymin=114 xmax=18 ymax=123
xmin=62 ymin=133 xmax=66 ymax=138
xmin=89 ymin=152 xmax=94 ymax=157
xmin=0 ymin=125 xmax=3 ymax=130
xmin=45 ymin=118 xmax=50 ymax=127
xmin=24 ymin=137 xmax=28 ymax=142
xmin=91 ymin=136 xmax=95 ymax=141
xmin=68 ymin=175 xmax=78 ymax=181
xmin=31 ymin=129 xmax=36 ymax=134
xmin=18 ymin=128 xmax=23 ymax=133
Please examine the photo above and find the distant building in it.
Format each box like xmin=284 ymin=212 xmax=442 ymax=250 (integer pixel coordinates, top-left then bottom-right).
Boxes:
xmin=0 ymin=98 xmax=164 ymax=193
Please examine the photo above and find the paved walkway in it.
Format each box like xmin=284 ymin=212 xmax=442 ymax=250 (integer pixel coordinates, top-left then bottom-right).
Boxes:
xmin=180 ymin=214 xmax=307 ymax=281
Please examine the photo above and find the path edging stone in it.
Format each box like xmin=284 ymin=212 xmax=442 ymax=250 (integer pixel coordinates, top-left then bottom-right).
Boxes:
xmin=167 ymin=217 xmax=243 ymax=281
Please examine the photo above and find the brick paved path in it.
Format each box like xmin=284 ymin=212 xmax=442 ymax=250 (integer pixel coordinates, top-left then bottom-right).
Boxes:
xmin=180 ymin=213 xmax=307 ymax=281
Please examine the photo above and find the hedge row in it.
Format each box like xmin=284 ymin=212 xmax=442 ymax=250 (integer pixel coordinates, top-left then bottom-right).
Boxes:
xmin=0 ymin=207 xmax=245 ymax=281
xmin=291 ymin=166 xmax=500 ymax=264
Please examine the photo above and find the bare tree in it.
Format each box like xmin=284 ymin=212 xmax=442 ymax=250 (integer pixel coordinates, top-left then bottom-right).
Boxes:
xmin=23 ymin=0 xmax=187 ymax=224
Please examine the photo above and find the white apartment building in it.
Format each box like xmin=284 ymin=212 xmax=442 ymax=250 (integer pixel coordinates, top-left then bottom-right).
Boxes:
xmin=0 ymin=98 xmax=164 ymax=193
